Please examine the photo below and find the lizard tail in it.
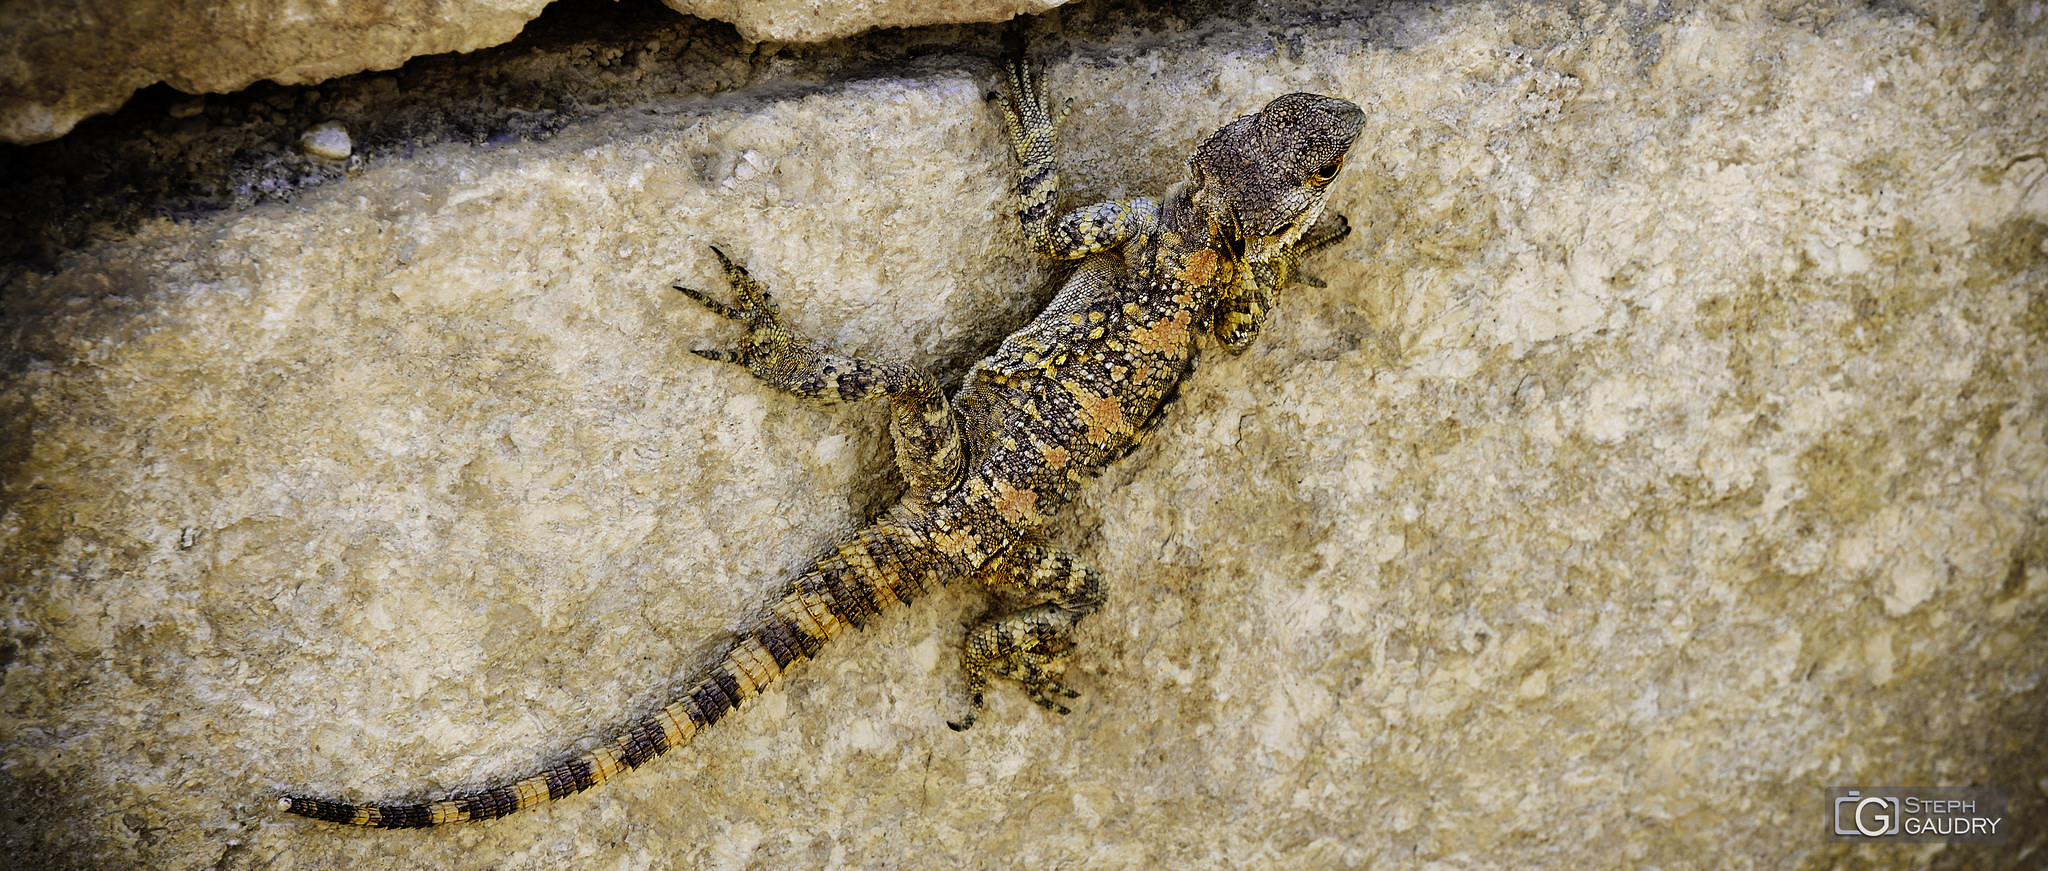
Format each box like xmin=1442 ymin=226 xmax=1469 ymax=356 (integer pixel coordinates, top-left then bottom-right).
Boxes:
xmin=277 ymin=523 xmax=935 ymax=828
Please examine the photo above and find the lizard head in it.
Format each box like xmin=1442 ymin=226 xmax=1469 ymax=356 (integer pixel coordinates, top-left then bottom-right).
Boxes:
xmin=1189 ymin=93 xmax=1365 ymax=263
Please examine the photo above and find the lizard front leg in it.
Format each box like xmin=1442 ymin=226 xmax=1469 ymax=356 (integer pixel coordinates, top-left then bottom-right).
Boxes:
xmin=948 ymin=537 xmax=1105 ymax=731
xmin=999 ymin=58 xmax=1156 ymax=260
xmin=676 ymin=247 xmax=965 ymax=498
xmin=1208 ymin=214 xmax=1353 ymax=353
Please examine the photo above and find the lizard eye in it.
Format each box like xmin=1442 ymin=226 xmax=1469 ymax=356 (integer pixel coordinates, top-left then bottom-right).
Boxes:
xmin=1308 ymin=155 xmax=1344 ymax=184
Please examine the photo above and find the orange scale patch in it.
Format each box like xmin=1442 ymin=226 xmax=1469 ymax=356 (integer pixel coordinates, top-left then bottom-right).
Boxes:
xmin=1178 ymin=248 xmax=1219 ymax=285
xmin=1130 ymin=309 xmax=1193 ymax=356
xmin=991 ymin=480 xmax=1042 ymax=524
xmin=1065 ymin=382 xmax=1132 ymax=445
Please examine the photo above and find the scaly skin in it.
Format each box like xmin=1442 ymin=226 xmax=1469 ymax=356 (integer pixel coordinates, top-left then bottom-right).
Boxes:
xmin=279 ymin=59 xmax=1364 ymax=828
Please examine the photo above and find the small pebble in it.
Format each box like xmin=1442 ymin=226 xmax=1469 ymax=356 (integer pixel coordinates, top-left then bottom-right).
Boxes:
xmin=298 ymin=121 xmax=351 ymax=160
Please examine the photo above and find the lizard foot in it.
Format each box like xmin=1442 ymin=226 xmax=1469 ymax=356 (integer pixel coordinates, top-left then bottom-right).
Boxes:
xmin=949 ymin=602 xmax=1084 ymax=730
xmin=673 ymin=245 xmax=802 ymax=370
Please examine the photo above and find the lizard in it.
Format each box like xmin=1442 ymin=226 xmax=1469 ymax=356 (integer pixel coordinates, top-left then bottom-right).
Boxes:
xmin=278 ymin=59 xmax=1364 ymax=828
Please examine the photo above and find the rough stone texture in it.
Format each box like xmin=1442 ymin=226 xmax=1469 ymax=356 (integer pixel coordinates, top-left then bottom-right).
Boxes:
xmin=0 ymin=0 xmax=556 ymax=145
xmin=2 ymin=1 xmax=2045 ymax=869
xmin=661 ymin=0 xmax=1070 ymax=43
xmin=0 ymin=0 xmax=1073 ymax=146
xmin=0 ymin=3 xmax=766 ymax=268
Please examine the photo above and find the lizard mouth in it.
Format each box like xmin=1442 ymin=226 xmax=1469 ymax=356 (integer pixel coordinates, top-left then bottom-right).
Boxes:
xmin=1230 ymin=217 xmax=1304 ymax=263
xmin=1222 ymin=199 xmax=1320 ymax=262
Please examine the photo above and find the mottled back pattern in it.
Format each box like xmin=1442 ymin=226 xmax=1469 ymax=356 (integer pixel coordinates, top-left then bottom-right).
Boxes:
xmin=279 ymin=60 xmax=1363 ymax=828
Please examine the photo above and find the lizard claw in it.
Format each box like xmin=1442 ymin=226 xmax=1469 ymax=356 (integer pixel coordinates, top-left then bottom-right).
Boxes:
xmin=673 ymin=284 xmax=741 ymax=320
xmin=998 ymin=57 xmax=1063 ymax=165
xmin=1026 ymin=681 xmax=1078 ymax=715
xmin=675 ymin=246 xmax=779 ymax=321
xmin=674 ymin=246 xmax=802 ymax=370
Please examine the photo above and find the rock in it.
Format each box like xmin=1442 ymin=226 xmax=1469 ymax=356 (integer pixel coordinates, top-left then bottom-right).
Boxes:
xmin=0 ymin=0 xmax=556 ymax=145
xmin=0 ymin=0 xmax=1077 ymax=146
xmin=659 ymin=0 xmax=1071 ymax=43
xmin=297 ymin=121 xmax=352 ymax=160
xmin=1 ymin=1 xmax=2043 ymax=868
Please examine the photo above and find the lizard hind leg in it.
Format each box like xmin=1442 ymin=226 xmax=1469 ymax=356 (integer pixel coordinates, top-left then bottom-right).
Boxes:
xmin=948 ymin=539 xmax=1105 ymax=731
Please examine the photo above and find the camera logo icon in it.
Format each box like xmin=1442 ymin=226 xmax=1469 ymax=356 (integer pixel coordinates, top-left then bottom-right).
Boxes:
xmin=1834 ymin=790 xmax=1901 ymax=837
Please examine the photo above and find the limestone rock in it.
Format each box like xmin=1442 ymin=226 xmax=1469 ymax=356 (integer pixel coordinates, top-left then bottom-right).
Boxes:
xmin=0 ymin=0 xmax=1076 ymax=146
xmin=659 ymin=0 xmax=1071 ymax=43
xmin=297 ymin=121 xmax=353 ymax=160
xmin=0 ymin=0 xmax=555 ymax=144
xmin=1 ymin=2 xmax=2044 ymax=869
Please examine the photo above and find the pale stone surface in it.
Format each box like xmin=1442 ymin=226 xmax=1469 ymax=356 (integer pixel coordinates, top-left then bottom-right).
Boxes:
xmin=660 ymin=0 xmax=1070 ymax=42
xmin=0 ymin=0 xmax=555 ymax=144
xmin=3 ymin=2 xmax=2045 ymax=869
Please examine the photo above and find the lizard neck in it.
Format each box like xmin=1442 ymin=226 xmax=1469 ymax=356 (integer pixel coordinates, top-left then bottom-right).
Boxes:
xmin=1147 ymin=178 xmax=1243 ymax=306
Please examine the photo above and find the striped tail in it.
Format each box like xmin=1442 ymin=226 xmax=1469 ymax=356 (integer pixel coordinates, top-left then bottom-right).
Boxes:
xmin=278 ymin=524 xmax=934 ymax=828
